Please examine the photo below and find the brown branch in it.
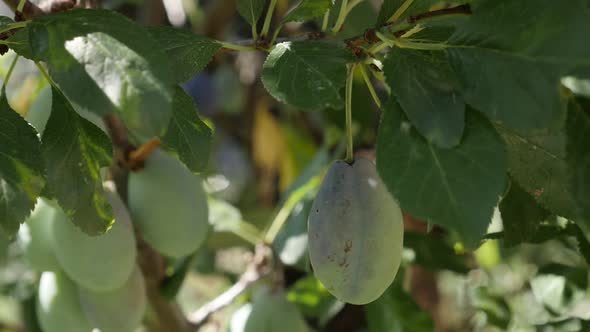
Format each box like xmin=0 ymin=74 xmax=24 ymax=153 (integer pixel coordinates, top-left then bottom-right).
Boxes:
xmin=187 ymin=244 xmax=274 ymax=328
xmin=2 ymin=0 xmax=45 ymax=19
xmin=407 ymin=4 xmax=472 ymax=23
xmin=2 ymin=0 xmax=79 ymax=20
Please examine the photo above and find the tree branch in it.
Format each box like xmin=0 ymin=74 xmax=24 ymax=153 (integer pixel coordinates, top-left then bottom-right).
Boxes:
xmin=219 ymin=4 xmax=472 ymax=52
xmin=187 ymin=244 xmax=273 ymax=328
xmin=2 ymin=0 xmax=44 ymax=19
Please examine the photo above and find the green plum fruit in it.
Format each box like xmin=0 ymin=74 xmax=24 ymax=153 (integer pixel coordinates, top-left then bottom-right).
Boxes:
xmin=308 ymin=158 xmax=404 ymax=305
xmin=51 ymin=189 xmax=137 ymax=291
xmin=78 ymin=264 xmax=146 ymax=332
xmin=128 ymin=149 xmax=209 ymax=258
xmin=18 ymin=198 xmax=62 ymax=272
xmin=37 ymin=271 xmax=93 ymax=332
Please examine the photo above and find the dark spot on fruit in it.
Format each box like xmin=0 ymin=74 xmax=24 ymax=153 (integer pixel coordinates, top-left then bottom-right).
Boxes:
xmin=344 ymin=240 xmax=352 ymax=253
xmin=339 ymin=257 xmax=347 ymax=268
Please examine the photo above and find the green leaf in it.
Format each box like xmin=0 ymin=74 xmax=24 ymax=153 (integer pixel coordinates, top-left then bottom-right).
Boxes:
xmin=0 ymin=16 xmax=13 ymax=31
xmin=41 ymin=88 xmax=113 ymax=235
xmin=495 ymin=98 xmax=590 ymax=224
xmin=447 ymin=0 xmax=590 ymax=131
xmin=161 ymin=87 xmax=212 ymax=173
xmin=6 ymin=27 xmax=33 ymax=59
xmin=274 ymin=148 xmax=329 ymax=270
xmin=262 ymin=41 xmax=354 ymax=110
xmin=236 ymin=0 xmax=267 ymax=26
xmin=569 ymin=100 xmax=590 ymax=228
xmin=376 ymin=101 xmax=506 ymax=246
xmin=404 ymin=232 xmax=469 ymax=273
xmin=147 ymin=27 xmax=221 ymax=83
xmin=0 ymin=93 xmax=44 ymax=236
xmin=530 ymin=274 xmax=567 ymax=313
xmin=365 ymin=282 xmax=434 ymax=332
xmin=274 ymin=198 xmax=312 ymax=270
xmin=383 ymin=48 xmax=465 ymax=148
xmin=287 ymin=275 xmax=339 ymax=320
xmin=472 ymin=287 xmax=511 ymax=329
xmin=25 ymin=9 xmax=173 ymax=141
xmin=376 ymin=0 xmax=400 ymax=25
xmin=499 ymin=181 xmax=550 ymax=247
xmin=326 ymin=1 xmax=376 ymax=39
xmin=283 ymin=0 xmax=332 ymax=23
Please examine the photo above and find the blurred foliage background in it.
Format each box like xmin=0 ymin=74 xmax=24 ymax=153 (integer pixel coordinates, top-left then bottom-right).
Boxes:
xmin=1 ymin=1 xmax=590 ymax=331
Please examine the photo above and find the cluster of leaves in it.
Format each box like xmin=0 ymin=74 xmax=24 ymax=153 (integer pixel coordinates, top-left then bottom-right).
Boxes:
xmin=1 ymin=10 xmax=214 ymax=236
xmin=248 ymin=0 xmax=590 ymax=249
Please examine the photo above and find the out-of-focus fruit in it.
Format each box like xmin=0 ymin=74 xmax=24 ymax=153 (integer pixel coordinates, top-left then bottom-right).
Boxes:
xmin=128 ymin=149 xmax=209 ymax=258
xmin=52 ymin=190 xmax=136 ymax=291
xmin=37 ymin=271 xmax=93 ymax=332
xmin=18 ymin=198 xmax=62 ymax=272
xmin=78 ymin=265 xmax=146 ymax=332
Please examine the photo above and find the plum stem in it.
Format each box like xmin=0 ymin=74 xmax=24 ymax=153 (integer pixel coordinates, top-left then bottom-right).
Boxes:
xmin=345 ymin=63 xmax=355 ymax=163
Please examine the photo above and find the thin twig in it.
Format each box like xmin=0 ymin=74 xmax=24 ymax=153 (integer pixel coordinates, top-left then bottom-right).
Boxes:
xmin=187 ymin=244 xmax=273 ymax=327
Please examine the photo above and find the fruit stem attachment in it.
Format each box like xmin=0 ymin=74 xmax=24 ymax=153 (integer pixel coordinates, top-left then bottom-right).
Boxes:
xmin=345 ymin=63 xmax=355 ymax=163
xmin=128 ymin=138 xmax=161 ymax=171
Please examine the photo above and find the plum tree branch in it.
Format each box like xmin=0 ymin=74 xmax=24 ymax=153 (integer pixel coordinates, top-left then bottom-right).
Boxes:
xmin=187 ymin=244 xmax=274 ymax=328
xmin=2 ymin=0 xmax=44 ymax=19
xmin=219 ymin=4 xmax=471 ymax=52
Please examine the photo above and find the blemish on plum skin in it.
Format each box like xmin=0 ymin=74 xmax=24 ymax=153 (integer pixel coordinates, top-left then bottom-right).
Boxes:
xmin=344 ymin=240 xmax=352 ymax=253
xmin=339 ymin=257 xmax=348 ymax=268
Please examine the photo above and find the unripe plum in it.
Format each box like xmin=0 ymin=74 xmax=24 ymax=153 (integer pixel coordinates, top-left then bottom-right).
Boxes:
xmin=51 ymin=189 xmax=136 ymax=291
xmin=18 ymin=198 xmax=62 ymax=272
xmin=308 ymin=158 xmax=403 ymax=305
xmin=78 ymin=264 xmax=146 ymax=332
xmin=36 ymin=271 xmax=93 ymax=332
xmin=128 ymin=149 xmax=209 ymax=258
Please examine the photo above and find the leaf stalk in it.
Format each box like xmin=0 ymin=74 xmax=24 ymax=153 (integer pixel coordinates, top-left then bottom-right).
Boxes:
xmin=260 ymin=0 xmax=278 ymax=38
xmin=332 ymin=0 xmax=349 ymax=33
